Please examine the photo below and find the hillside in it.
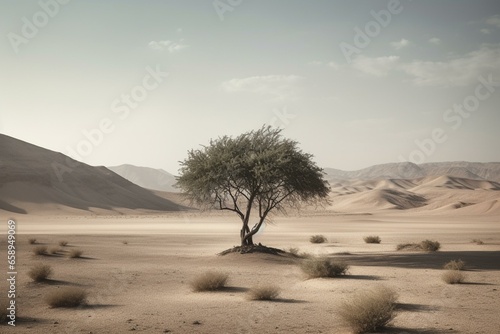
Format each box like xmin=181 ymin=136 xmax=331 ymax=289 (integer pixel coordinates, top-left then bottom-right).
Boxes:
xmin=0 ymin=134 xmax=185 ymax=214
xmin=108 ymin=164 xmax=178 ymax=192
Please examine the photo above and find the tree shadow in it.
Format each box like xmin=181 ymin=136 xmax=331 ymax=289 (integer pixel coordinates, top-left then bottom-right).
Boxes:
xmin=337 ymin=251 xmax=500 ymax=271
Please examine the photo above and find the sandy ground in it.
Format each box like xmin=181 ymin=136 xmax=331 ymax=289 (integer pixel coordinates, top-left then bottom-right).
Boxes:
xmin=1 ymin=211 xmax=499 ymax=334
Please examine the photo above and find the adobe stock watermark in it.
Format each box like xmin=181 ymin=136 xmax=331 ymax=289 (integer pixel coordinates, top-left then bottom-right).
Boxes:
xmin=339 ymin=0 xmax=409 ymax=64
xmin=7 ymin=0 xmax=71 ymax=54
xmin=269 ymin=106 xmax=296 ymax=129
xmin=399 ymin=74 xmax=499 ymax=165
xmin=51 ymin=65 xmax=168 ymax=181
xmin=213 ymin=0 xmax=243 ymax=21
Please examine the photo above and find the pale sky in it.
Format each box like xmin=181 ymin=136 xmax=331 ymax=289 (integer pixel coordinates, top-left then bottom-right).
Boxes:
xmin=1 ymin=0 xmax=499 ymax=174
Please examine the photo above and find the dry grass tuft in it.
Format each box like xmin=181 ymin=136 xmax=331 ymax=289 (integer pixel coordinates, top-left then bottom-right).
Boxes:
xmin=28 ymin=264 xmax=53 ymax=282
xmin=45 ymin=287 xmax=87 ymax=308
xmin=444 ymin=259 xmax=465 ymax=271
xmin=28 ymin=238 xmax=37 ymax=245
xmin=33 ymin=245 xmax=48 ymax=256
xmin=48 ymin=247 xmax=61 ymax=255
xmin=122 ymin=241 xmax=128 ymax=245
xmin=58 ymin=240 xmax=68 ymax=247
xmin=420 ymin=240 xmax=441 ymax=252
xmin=471 ymin=239 xmax=484 ymax=245
xmin=396 ymin=240 xmax=441 ymax=252
xmin=300 ymin=257 xmax=349 ymax=278
xmin=68 ymin=249 xmax=83 ymax=258
xmin=309 ymin=235 xmax=327 ymax=244
xmin=246 ymin=285 xmax=281 ymax=301
xmin=190 ymin=271 xmax=229 ymax=292
xmin=338 ymin=286 xmax=398 ymax=333
xmin=363 ymin=236 xmax=381 ymax=244
xmin=442 ymin=270 xmax=466 ymax=284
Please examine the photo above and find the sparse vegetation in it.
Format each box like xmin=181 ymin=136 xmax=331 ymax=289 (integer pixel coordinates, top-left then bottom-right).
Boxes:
xmin=396 ymin=240 xmax=441 ymax=252
xmin=68 ymin=249 xmax=83 ymax=258
xmin=45 ymin=287 xmax=87 ymax=308
xmin=190 ymin=271 xmax=229 ymax=292
xmin=247 ymin=285 xmax=281 ymax=301
xmin=420 ymin=240 xmax=441 ymax=252
xmin=444 ymin=259 xmax=465 ymax=271
xmin=472 ymin=239 xmax=484 ymax=245
xmin=122 ymin=241 xmax=128 ymax=245
xmin=33 ymin=245 xmax=48 ymax=255
xmin=363 ymin=235 xmax=381 ymax=244
xmin=28 ymin=264 xmax=53 ymax=282
xmin=338 ymin=286 xmax=398 ymax=333
xmin=442 ymin=270 xmax=466 ymax=284
xmin=28 ymin=238 xmax=37 ymax=245
xmin=58 ymin=240 xmax=68 ymax=247
xmin=309 ymin=235 xmax=327 ymax=244
xmin=300 ymin=257 xmax=349 ymax=278
xmin=48 ymin=247 xmax=61 ymax=255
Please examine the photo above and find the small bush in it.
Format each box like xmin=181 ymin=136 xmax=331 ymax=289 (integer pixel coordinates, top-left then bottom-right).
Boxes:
xmin=28 ymin=264 xmax=53 ymax=282
xmin=287 ymin=247 xmax=300 ymax=256
xmin=338 ymin=286 xmax=398 ymax=333
xmin=396 ymin=243 xmax=421 ymax=251
xmin=420 ymin=240 xmax=441 ymax=252
xmin=190 ymin=271 xmax=228 ymax=292
xmin=122 ymin=241 xmax=128 ymax=245
xmin=472 ymin=239 xmax=484 ymax=245
xmin=33 ymin=245 xmax=48 ymax=255
xmin=363 ymin=236 xmax=381 ymax=244
xmin=45 ymin=287 xmax=87 ymax=308
xmin=247 ymin=285 xmax=281 ymax=301
xmin=444 ymin=259 xmax=465 ymax=271
xmin=310 ymin=235 xmax=327 ymax=244
xmin=442 ymin=270 xmax=466 ymax=284
xmin=300 ymin=257 xmax=349 ymax=278
xmin=58 ymin=240 xmax=68 ymax=247
xmin=68 ymin=249 xmax=83 ymax=258
xmin=28 ymin=238 xmax=37 ymax=245
xmin=48 ymin=247 xmax=61 ymax=255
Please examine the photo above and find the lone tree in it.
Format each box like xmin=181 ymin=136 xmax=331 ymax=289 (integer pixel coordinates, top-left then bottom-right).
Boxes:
xmin=176 ymin=126 xmax=330 ymax=247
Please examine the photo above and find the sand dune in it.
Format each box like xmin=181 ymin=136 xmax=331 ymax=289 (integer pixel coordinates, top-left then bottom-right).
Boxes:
xmin=0 ymin=134 xmax=184 ymax=214
xmin=108 ymin=164 xmax=178 ymax=192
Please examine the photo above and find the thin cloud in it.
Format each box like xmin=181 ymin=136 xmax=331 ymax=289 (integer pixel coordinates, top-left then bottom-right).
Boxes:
xmin=391 ymin=38 xmax=411 ymax=50
xmin=148 ymin=40 xmax=189 ymax=53
xmin=351 ymin=55 xmax=400 ymax=77
xmin=222 ymin=75 xmax=302 ymax=99
xmin=485 ymin=14 xmax=500 ymax=28
xmin=429 ymin=37 xmax=441 ymax=45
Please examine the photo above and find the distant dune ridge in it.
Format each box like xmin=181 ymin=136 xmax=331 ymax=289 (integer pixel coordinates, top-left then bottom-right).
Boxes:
xmin=0 ymin=133 xmax=499 ymax=215
xmin=0 ymin=134 xmax=184 ymax=214
xmin=108 ymin=164 xmax=178 ymax=192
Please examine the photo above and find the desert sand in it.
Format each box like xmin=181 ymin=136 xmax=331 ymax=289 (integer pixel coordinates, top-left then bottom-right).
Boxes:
xmin=1 ymin=210 xmax=499 ymax=334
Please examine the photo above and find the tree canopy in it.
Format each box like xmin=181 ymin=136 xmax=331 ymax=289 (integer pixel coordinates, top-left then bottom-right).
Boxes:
xmin=176 ymin=126 xmax=330 ymax=247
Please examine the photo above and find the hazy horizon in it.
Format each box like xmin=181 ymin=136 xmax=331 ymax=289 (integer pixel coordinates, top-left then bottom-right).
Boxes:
xmin=1 ymin=1 xmax=499 ymax=174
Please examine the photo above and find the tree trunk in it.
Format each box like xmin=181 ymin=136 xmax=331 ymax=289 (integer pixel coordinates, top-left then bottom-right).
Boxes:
xmin=240 ymin=224 xmax=253 ymax=246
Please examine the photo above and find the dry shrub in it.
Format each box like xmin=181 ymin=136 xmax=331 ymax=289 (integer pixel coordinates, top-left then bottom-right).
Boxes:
xmin=28 ymin=238 xmax=37 ymax=245
xmin=33 ymin=245 xmax=48 ymax=255
xmin=190 ymin=271 xmax=228 ymax=292
xmin=122 ymin=241 xmax=128 ymax=245
xmin=363 ymin=236 xmax=381 ymax=244
xmin=444 ymin=259 xmax=465 ymax=271
xmin=68 ymin=249 xmax=83 ymax=258
xmin=28 ymin=264 xmax=53 ymax=282
xmin=48 ymin=247 xmax=61 ymax=255
xmin=396 ymin=243 xmax=421 ymax=251
xmin=310 ymin=235 xmax=327 ymax=244
xmin=442 ymin=270 xmax=465 ymax=284
xmin=58 ymin=240 xmax=68 ymax=247
xmin=247 ymin=285 xmax=281 ymax=301
xmin=338 ymin=286 xmax=398 ymax=333
xmin=300 ymin=257 xmax=349 ymax=278
xmin=472 ymin=239 xmax=484 ymax=245
xmin=45 ymin=287 xmax=87 ymax=308
xmin=420 ymin=240 xmax=440 ymax=252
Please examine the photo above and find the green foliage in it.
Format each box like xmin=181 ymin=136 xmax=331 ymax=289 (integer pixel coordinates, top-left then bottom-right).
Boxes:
xmin=176 ymin=126 xmax=330 ymax=244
